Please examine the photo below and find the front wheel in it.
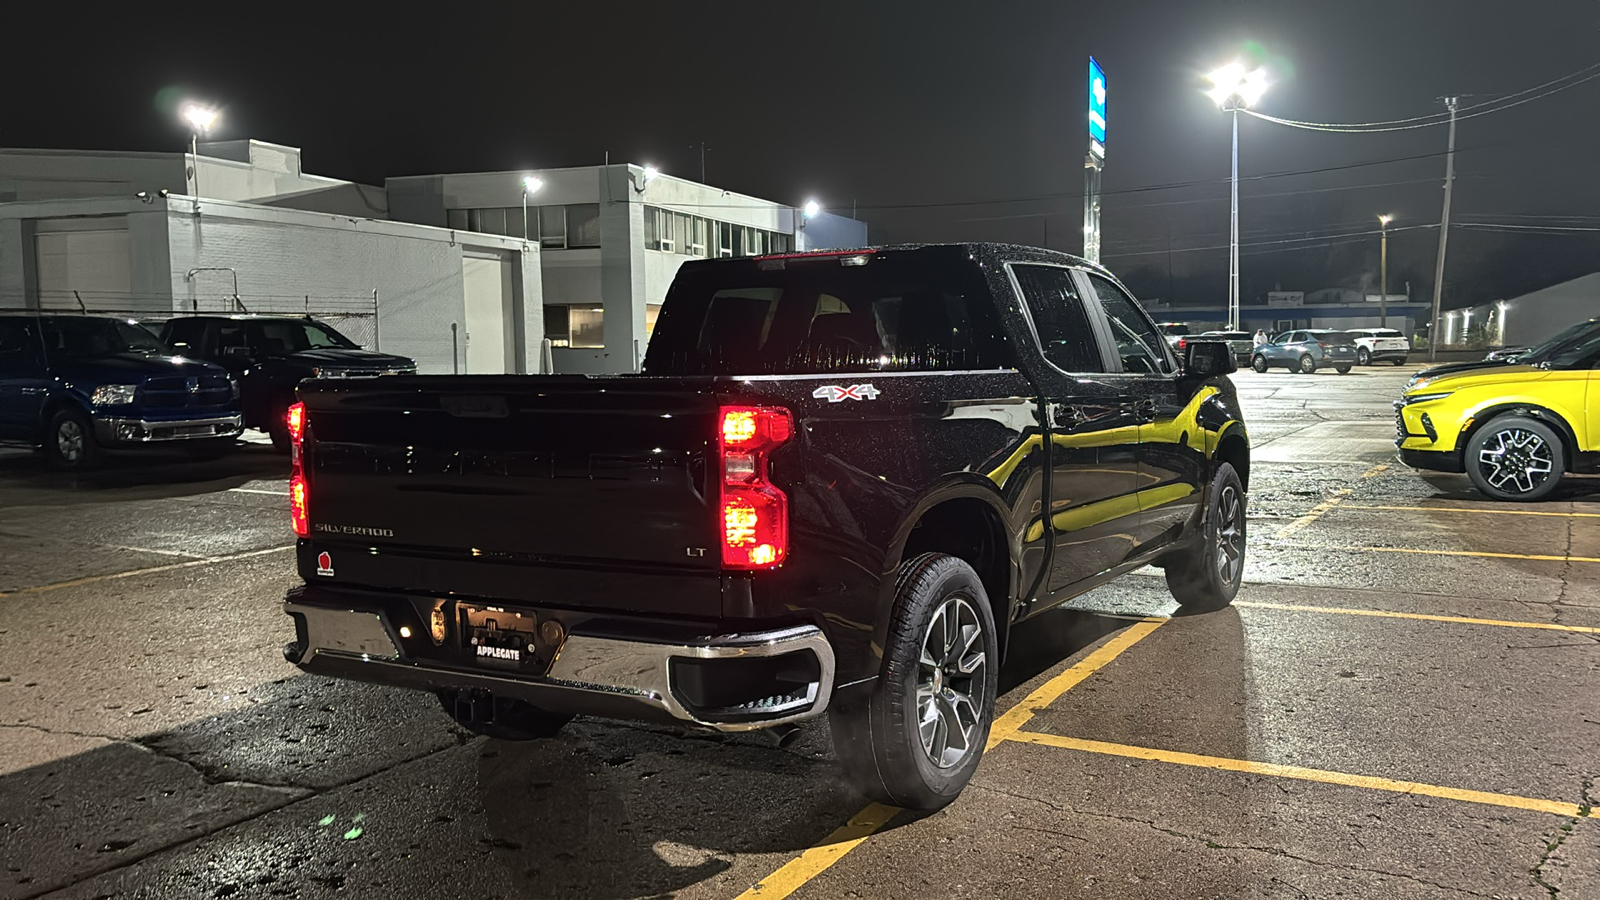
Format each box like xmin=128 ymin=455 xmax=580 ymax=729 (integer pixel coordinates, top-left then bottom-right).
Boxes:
xmin=1465 ymin=416 xmax=1565 ymax=502
xmin=1392 ymin=358 xmax=1407 ymax=366
xmin=1336 ymin=366 xmax=1352 ymax=375
xmin=1164 ymin=463 xmax=1246 ymax=612
xmin=829 ymin=553 xmax=998 ymax=811
xmin=1297 ymin=354 xmax=1317 ymax=375
xmin=1357 ymin=347 xmax=1371 ymax=366
xmin=1251 ymin=355 xmax=1269 ymax=373
xmin=436 ymin=689 xmax=573 ymax=740
xmin=44 ymin=408 xmax=101 ymax=470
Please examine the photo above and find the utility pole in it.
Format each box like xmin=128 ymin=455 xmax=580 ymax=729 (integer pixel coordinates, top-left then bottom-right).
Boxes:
xmin=1428 ymin=97 xmax=1459 ymax=361
xmin=1378 ymin=214 xmax=1391 ymax=328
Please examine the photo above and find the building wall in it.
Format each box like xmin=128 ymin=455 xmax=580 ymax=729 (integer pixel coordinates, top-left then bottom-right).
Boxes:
xmin=160 ymin=200 xmax=536 ymax=374
xmin=1501 ymin=272 xmax=1600 ymax=347
xmin=798 ymin=211 xmax=870 ymax=251
xmin=0 ymin=150 xmax=188 ymax=202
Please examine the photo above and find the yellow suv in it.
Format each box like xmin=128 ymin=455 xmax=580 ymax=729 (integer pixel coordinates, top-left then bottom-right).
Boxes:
xmin=1396 ymin=324 xmax=1600 ymax=500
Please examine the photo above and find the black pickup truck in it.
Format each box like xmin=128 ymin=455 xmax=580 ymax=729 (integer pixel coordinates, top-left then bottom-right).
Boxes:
xmin=281 ymin=243 xmax=1250 ymax=809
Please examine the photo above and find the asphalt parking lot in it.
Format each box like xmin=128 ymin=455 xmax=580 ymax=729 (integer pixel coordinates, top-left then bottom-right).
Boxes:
xmin=2 ymin=366 xmax=1597 ymax=900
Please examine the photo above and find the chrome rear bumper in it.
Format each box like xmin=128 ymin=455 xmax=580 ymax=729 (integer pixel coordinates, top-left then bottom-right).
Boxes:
xmin=282 ymin=601 xmax=836 ymax=732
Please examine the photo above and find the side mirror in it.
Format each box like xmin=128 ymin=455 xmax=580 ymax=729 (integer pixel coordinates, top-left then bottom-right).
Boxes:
xmin=1184 ymin=341 xmax=1236 ymax=377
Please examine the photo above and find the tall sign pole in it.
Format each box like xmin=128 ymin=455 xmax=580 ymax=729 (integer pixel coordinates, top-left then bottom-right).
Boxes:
xmin=1084 ymin=57 xmax=1107 ymax=263
xmin=1428 ymin=97 xmax=1459 ymax=361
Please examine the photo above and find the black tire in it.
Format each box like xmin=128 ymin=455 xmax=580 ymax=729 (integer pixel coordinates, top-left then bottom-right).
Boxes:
xmin=267 ymin=405 xmax=292 ymax=454
xmin=436 ymin=689 xmax=573 ymax=741
xmin=1251 ymin=355 xmax=1269 ymax=374
xmin=1164 ymin=463 xmax=1246 ymax=612
xmin=1356 ymin=347 xmax=1371 ymax=366
xmin=1336 ymin=366 xmax=1352 ymax=375
xmin=43 ymin=407 xmax=101 ymax=470
xmin=1297 ymin=354 xmax=1317 ymax=375
xmin=1464 ymin=415 xmax=1565 ymax=502
xmin=1392 ymin=358 xmax=1406 ymax=366
xmin=829 ymin=553 xmax=998 ymax=811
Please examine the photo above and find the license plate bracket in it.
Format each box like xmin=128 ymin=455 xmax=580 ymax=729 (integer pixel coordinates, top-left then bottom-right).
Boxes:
xmin=459 ymin=604 xmax=552 ymax=673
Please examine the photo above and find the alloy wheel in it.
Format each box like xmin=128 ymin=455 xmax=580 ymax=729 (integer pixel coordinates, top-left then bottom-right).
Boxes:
xmin=915 ymin=595 xmax=987 ymax=769
xmin=1215 ymin=483 xmax=1245 ymax=585
xmin=56 ymin=419 xmax=84 ymax=463
xmin=1477 ymin=428 xmax=1554 ymax=495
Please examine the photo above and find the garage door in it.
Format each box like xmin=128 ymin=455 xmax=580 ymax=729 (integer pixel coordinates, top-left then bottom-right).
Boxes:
xmin=34 ymin=229 xmax=132 ymax=311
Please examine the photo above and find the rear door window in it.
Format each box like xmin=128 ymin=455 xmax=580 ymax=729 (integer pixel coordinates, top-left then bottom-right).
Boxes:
xmin=1010 ymin=265 xmax=1103 ymax=373
xmin=0 ymin=319 xmax=44 ymax=375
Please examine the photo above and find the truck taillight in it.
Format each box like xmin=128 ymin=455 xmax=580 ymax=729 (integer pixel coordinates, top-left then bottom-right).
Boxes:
xmin=288 ymin=402 xmax=308 ymax=536
xmin=289 ymin=474 xmax=309 ymax=537
xmin=718 ymin=405 xmax=793 ymax=570
xmin=1177 ymin=337 xmax=1187 ymax=351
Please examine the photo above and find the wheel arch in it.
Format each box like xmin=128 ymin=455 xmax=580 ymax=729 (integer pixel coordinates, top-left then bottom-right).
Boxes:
xmin=1460 ymin=403 xmax=1579 ymax=472
xmin=37 ymin=392 xmax=92 ymax=444
xmin=887 ymin=481 xmax=1017 ymax=660
xmin=1214 ymin=425 xmax=1251 ymax=492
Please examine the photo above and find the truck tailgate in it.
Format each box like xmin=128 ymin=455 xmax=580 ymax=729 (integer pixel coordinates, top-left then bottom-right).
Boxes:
xmin=298 ymin=376 xmax=724 ymax=615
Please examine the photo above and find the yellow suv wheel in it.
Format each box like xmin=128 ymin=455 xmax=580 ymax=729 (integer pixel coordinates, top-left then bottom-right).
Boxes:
xmin=1464 ymin=415 xmax=1565 ymax=502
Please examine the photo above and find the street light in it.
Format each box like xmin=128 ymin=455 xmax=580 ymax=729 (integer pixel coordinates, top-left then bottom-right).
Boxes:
xmin=1377 ymin=214 xmax=1393 ymax=328
xmin=803 ymin=199 xmax=821 ymax=219
xmin=521 ymin=175 xmax=544 ymax=241
xmin=1205 ymin=62 xmax=1269 ymax=329
xmin=180 ymin=103 xmax=219 ymax=199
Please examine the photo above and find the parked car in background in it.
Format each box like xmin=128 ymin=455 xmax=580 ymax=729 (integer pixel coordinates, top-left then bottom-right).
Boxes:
xmin=280 ymin=243 xmax=1251 ymax=811
xmin=161 ymin=315 xmax=415 ymax=450
xmin=1250 ymin=329 xmax=1357 ymax=374
xmin=1345 ymin=327 xmax=1410 ymax=366
xmin=1199 ymin=330 xmax=1254 ymax=366
xmin=1155 ymin=322 xmax=1192 ymax=350
xmin=0 ymin=314 xmax=241 ymax=468
xmin=1397 ymin=324 xmax=1600 ymax=500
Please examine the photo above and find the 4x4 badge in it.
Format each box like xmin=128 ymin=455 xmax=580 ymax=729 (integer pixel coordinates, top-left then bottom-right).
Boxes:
xmin=813 ymin=384 xmax=881 ymax=403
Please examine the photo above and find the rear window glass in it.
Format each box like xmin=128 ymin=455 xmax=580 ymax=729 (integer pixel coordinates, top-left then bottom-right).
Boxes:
xmin=1157 ymin=323 xmax=1191 ymax=336
xmin=1310 ymin=331 xmax=1355 ymax=344
xmin=642 ymin=249 xmax=1013 ymax=376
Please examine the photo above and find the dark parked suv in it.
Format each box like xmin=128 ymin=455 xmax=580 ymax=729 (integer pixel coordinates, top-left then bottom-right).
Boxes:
xmin=161 ymin=316 xmax=414 ymax=448
xmin=280 ymin=244 xmax=1251 ymax=810
xmin=0 ymin=314 xmax=242 ymax=468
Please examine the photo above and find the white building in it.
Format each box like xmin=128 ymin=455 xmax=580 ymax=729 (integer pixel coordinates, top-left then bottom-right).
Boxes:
xmin=1443 ymin=272 xmax=1600 ymax=349
xmin=0 ymin=142 xmax=540 ymax=374
xmin=387 ymin=165 xmax=868 ymax=374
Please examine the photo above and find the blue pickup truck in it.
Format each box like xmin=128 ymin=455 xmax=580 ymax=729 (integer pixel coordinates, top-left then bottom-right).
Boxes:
xmin=0 ymin=314 xmax=243 ymax=468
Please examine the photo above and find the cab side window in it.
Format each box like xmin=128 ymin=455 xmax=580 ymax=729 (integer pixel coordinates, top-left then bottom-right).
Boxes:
xmin=1010 ymin=265 xmax=1104 ymax=373
xmin=1085 ymin=275 xmax=1172 ymax=375
xmin=0 ymin=320 xmax=43 ymax=376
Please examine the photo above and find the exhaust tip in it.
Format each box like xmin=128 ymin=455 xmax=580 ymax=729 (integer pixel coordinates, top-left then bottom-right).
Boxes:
xmin=766 ymin=723 xmax=803 ymax=749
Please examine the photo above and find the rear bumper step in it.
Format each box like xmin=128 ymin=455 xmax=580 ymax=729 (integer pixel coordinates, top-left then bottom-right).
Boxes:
xmin=282 ymin=601 xmax=835 ymax=732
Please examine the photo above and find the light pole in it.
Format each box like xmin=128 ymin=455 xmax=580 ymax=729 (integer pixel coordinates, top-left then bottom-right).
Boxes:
xmin=1377 ymin=214 xmax=1392 ymax=327
xmin=521 ymin=175 xmax=544 ymax=241
xmin=180 ymin=103 xmax=219 ymax=198
xmin=798 ymin=199 xmax=821 ymax=251
xmin=1205 ymin=62 xmax=1269 ymax=329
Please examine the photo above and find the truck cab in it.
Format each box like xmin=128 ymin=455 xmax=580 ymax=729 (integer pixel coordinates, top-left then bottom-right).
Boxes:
xmin=160 ymin=315 xmax=415 ymax=448
xmin=0 ymin=314 xmax=243 ymax=468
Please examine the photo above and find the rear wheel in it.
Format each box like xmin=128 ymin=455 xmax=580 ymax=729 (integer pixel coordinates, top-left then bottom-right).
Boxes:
xmin=1251 ymin=355 xmax=1269 ymax=373
xmin=829 ymin=553 xmax=998 ymax=811
xmin=436 ymin=689 xmax=573 ymax=740
xmin=1392 ymin=358 xmax=1406 ymax=366
xmin=1297 ymin=354 xmax=1317 ymax=375
xmin=1356 ymin=347 xmax=1371 ymax=366
xmin=1336 ymin=366 xmax=1352 ymax=375
xmin=44 ymin=408 xmax=101 ymax=470
xmin=1164 ymin=463 xmax=1246 ymax=612
xmin=267 ymin=404 xmax=292 ymax=453
xmin=1465 ymin=415 xmax=1565 ymax=502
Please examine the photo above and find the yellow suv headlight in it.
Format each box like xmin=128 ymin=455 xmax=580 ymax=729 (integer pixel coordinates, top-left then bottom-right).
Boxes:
xmin=1402 ymin=391 xmax=1453 ymax=405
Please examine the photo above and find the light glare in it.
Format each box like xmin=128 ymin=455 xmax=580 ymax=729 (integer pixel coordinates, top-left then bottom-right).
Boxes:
xmin=181 ymin=103 xmax=219 ymax=134
xmin=523 ymin=175 xmax=544 ymax=194
xmin=803 ymin=199 xmax=821 ymax=219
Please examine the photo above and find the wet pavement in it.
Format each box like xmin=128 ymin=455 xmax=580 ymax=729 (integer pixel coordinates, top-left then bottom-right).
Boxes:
xmin=2 ymin=368 xmax=1597 ymax=900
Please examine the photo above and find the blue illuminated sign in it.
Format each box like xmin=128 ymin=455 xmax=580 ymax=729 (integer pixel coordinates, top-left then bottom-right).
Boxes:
xmin=1088 ymin=57 xmax=1107 ymax=152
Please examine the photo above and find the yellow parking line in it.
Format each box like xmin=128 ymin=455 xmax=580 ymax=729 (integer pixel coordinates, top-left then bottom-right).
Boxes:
xmin=1347 ymin=546 xmax=1600 ymax=564
xmin=1234 ymin=600 xmax=1600 ymax=634
xmin=1342 ymin=504 xmax=1600 ymax=518
xmin=0 ymin=545 xmax=294 ymax=599
xmin=1276 ymin=463 xmax=1388 ymax=539
xmin=734 ymin=618 xmax=1165 ymax=899
xmin=1006 ymin=731 xmax=1590 ymax=818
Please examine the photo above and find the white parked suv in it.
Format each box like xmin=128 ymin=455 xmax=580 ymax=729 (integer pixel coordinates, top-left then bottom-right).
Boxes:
xmin=1346 ymin=327 xmax=1410 ymax=366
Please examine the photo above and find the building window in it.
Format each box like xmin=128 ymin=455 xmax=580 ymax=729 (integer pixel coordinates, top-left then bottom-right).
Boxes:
xmin=539 ymin=206 xmax=567 ymax=249
xmin=568 ymin=204 xmax=601 ymax=248
xmin=688 ymin=216 xmax=708 ymax=257
xmin=544 ymin=305 xmax=604 ymax=348
xmin=717 ymin=222 xmax=734 ymax=257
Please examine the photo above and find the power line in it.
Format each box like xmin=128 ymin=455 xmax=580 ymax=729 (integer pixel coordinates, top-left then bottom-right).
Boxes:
xmin=1243 ymin=62 xmax=1600 ymax=133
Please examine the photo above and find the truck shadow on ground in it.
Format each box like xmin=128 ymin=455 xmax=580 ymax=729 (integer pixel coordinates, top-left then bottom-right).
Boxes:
xmin=0 ymin=441 xmax=285 ymax=505
xmin=2 ymin=611 xmax=1153 ymax=900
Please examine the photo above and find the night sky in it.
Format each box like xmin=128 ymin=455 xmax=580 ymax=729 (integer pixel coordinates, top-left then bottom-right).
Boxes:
xmin=5 ymin=1 xmax=1598 ymax=309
